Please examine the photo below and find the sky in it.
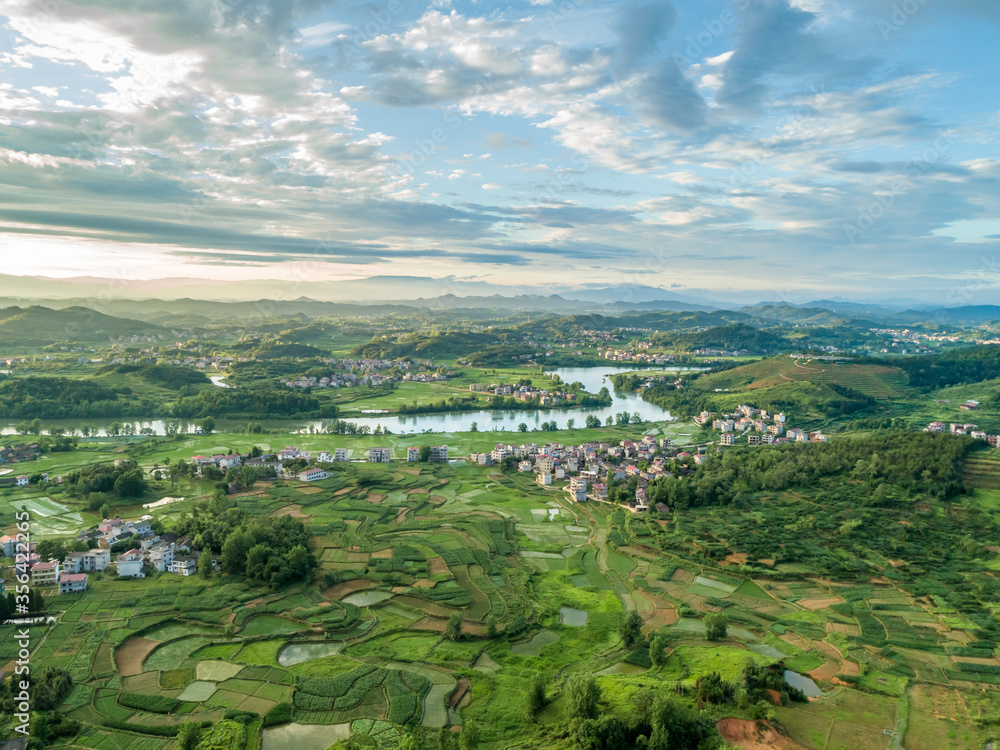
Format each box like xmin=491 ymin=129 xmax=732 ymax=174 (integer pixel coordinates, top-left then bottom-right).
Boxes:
xmin=0 ymin=0 xmax=999 ymax=304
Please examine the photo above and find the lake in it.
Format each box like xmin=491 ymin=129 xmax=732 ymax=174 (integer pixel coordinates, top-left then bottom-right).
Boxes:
xmin=0 ymin=365 xmax=698 ymax=436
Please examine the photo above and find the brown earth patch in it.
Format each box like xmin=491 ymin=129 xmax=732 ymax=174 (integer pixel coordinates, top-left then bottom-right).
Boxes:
xmin=725 ymin=552 xmax=748 ymax=564
xmin=429 ymin=495 xmax=447 ymax=505
xmin=116 ymin=637 xmax=161 ymax=677
xmin=404 ymin=469 xmax=421 ymax=476
xmin=716 ymin=719 xmax=808 ymax=750
xmin=395 ymin=508 xmax=410 ymax=524
xmin=410 ymin=579 xmax=437 ymax=588
xmin=406 ymin=488 xmax=429 ymax=495
xmin=950 ymin=655 xmax=1000 ymax=666
xmin=367 ymin=493 xmax=385 ymax=505
xmin=449 ymin=678 xmax=471 ymax=709
xmin=779 ymin=633 xmax=813 ymax=652
xmin=807 ymin=660 xmax=841 ymax=682
xmin=757 ymin=559 xmax=775 ymax=566
xmin=428 ymin=557 xmax=449 ymax=576
xmin=799 ymin=597 xmax=844 ymax=611
xmin=888 ymin=559 xmax=907 ymax=567
xmin=370 ymin=548 xmax=393 ymax=559
xmin=826 ymin=622 xmax=860 ymax=636
xmin=333 ymin=487 xmax=354 ymax=496
xmin=296 ymin=485 xmax=323 ymax=495
xmin=272 ymin=504 xmax=308 ymax=518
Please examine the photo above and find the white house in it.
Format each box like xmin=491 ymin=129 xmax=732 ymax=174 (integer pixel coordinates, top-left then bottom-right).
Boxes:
xmin=15 ymin=475 xmax=29 ymax=486
xmin=116 ymin=550 xmax=146 ymax=578
xmin=430 ymin=446 xmax=448 ymax=463
xmin=299 ymin=467 xmax=329 ymax=482
xmin=59 ymin=572 xmax=89 ymax=594
xmin=169 ymin=556 xmax=197 ymax=576
xmin=407 ymin=447 xmax=419 ymax=462
xmin=536 ymin=473 xmax=553 ymax=487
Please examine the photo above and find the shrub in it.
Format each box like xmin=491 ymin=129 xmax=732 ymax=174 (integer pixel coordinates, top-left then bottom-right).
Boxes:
xmin=263 ymin=702 xmax=293 ymax=727
xmin=118 ymin=692 xmax=181 ymax=714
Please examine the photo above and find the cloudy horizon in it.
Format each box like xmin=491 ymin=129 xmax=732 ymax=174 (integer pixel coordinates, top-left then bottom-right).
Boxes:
xmin=0 ymin=0 xmax=998 ymax=304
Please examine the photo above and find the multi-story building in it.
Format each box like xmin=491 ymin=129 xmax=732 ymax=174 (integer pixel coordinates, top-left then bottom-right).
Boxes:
xmin=31 ymin=560 xmax=59 ymax=586
xmin=369 ymin=447 xmax=391 ymax=463
xmin=59 ymin=573 xmax=88 ymax=594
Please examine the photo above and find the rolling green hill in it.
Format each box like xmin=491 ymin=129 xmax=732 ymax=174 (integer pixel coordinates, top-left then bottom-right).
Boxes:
xmin=0 ymin=305 xmax=166 ymax=346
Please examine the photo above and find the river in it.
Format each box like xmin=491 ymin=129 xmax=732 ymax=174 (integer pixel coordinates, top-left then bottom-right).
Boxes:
xmin=0 ymin=365 xmax=697 ymax=436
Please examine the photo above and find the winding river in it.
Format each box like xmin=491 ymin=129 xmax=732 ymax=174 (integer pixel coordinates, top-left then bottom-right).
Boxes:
xmin=1 ymin=365 xmax=698 ymax=436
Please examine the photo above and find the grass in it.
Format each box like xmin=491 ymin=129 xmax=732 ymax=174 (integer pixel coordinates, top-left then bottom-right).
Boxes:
xmin=776 ymin=689 xmax=898 ymax=750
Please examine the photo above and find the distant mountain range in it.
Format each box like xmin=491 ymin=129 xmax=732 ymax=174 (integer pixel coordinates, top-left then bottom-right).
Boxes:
xmin=0 ymin=274 xmax=998 ymax=329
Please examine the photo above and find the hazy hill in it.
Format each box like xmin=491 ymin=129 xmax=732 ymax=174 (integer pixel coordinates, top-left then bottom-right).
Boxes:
xmin=0 ymin=305 xmax=166 ymax=346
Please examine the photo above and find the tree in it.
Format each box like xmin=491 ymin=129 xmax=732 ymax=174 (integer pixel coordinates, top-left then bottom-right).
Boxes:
xmin=518 ymin=422 xmax=528 ymax=433
xmin=605 ymin=416 xmax=614 ymax=427
xmin=221 ymin=528 xmax=253 ymax=574
xmin=418 ymin=445 xmax=432 ymax=462
xmin=566 ymin=418 xmax=575 ymax=429
xmin=585 ymin=415 xmax=601 ymax=429
xmin=486 ymin=615 xmax=497 ymax=639
xmin=36 ymin=540 xmax=67 ymax=563
xmin=177 ymin=722 xmax=200 ymax=750
xmin=526 ymin=673 xmax=547 ymax=719
xmin=197 ymin=416 xmax=216 ymax=434
xmin=649 ymin=634 xmax=668 ymax=667
xmin=113 ymin=469 xmax=146 ymax=498
xmin=446 ymin=612 xmax=464 ymax=641
xmin=565 ymin=675 xmax=601 ymax=721
xmin=469 ymin=421 xmax=479 ymax=432
xmin=197 ymin=550 xmax=212 ymax=578
xmin=619 ymin=609 xmax=642 ymax=649
xmin=99 ymin=503 xmax=110 ymax=520
xmin=705 ymin=613 xmax=728 ymax=641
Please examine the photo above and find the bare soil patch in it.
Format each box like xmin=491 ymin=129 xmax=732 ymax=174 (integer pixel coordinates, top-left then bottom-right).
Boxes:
xmin=716 ymin=719 xmax=808 ymax=750
xmin=116 ymin=637 xmax=160 ymax=677
xmin=799 ymin=597 xmax=844 ymax=611
xmin=323 ymin=578 xmax=375 ymax=600
xmin=272 ymin=504 xmax=308 ymax=518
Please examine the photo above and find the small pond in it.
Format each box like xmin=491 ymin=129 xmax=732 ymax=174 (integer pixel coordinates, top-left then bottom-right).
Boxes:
xmin=784 ymin=669 xmax=823 ymax=698
xmin=343 ymin=590 xmax=394 ymax=607
xmin=262 ymin=722 xmax=351 ymax=750
xmin=278 ymin=642 xmax=343 ymax=667
xmin=747 ymin=643 xmax=786 ymax=659
xmin=559 ymin=607 xmax=589 ymax=627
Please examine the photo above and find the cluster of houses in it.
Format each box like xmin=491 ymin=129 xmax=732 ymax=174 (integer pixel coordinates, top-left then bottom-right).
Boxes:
xmin=471 ymin=436 xmax=682 ymax=514
xmin=926 ymin=422 xmax=1000 ymax=446
xmin=469 ymin=382 xmax=579 ymax=406
xmin=601 ymin=349 xmax=676 ymax=365
xmin=188 ymin=444 xmax=450 ymax=486
xmin=282 ymin=372 xmax=399 ymax=390
xmin=696 ymin=404 xmax=825 ymax=446
xmin=0 ymin=443 xmax=40 ymax=464
xmin=282 ymin=357 xmax=442 ymax=390
xmin=94 ymin=517 xmax=218 ymax=580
